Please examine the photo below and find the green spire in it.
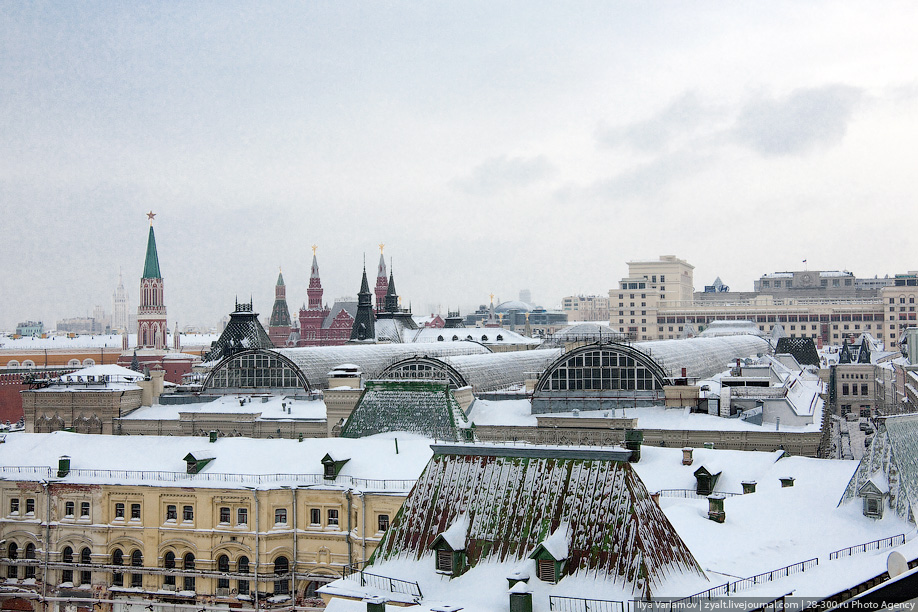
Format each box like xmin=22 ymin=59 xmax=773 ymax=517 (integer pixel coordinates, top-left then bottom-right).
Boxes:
xmin=277 ymin=269 xmax=285 ymax=286
xmin=143 ymin=225 xmax=162 ymax=279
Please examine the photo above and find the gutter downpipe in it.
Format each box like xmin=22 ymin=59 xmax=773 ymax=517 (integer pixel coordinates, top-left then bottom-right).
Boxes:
xmin=361 ymin=493 xmax=367 ymax=564
xmin=345 ymin=491 xmax=353 ymax=568
xmin=290 ymin=486 xmax=297 ymax=594
xmin=41 ymin=480 xmax=51 ymax=611
xmin=248 ymin=488 xmax=259 ymax=611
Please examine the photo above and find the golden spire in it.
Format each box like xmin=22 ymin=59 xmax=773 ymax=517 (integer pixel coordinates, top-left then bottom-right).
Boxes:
xmin=311 ymin=245 xmax=318 ymax=255
xmin=489 ymin=293 xmax=495 ymax=304
xmin=379 ymin=243 xmax=385 ymax=254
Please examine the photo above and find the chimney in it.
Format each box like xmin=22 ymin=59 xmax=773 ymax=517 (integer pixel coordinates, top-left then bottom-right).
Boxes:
xmin=707 ymin=494 xmax=726 ymax=523
xmin=682 ymin=447 xmax=694 ymax=466
xmin=741 ymin=481 xmax=757 ymax=494
xmin=58 ymin=456 xmax=71 ymax=478
xmin=363 ymin=596 xmax=387 ymax=612
xmin=209 ymin=430 xmax=218 ymax=443
xmin=509 ymin=581 xmax=533 ymax=612
xmin=651 ymin=491 xmax=661 ymax=506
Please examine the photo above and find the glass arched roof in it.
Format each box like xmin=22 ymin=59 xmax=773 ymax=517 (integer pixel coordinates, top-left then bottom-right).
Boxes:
xmin=632 ymin=335 xmax=771 ymax=380
xmin=274 ymin=342 xmax=491 ymax=389
xmin=380 ymin=348 xmax=562 ymax=393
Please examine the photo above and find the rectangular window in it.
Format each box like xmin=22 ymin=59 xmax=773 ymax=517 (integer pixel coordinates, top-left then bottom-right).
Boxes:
xmin=842 ymin=384 xmax=849 ymax=395
xmin=237 ymin=507 xmax=248 ymax=525
xmin=131 ymin=503 xmax=141 ymax=519
xmin=436 ymin=549 xmax=453 ymax=573
xmin=537 ymin=559 xmax=557 ymax=583
xmin=10 ymin=498 xmax=19 ymax=515
xmin=862 ymin=384 xmax=869 ymax=396
xmin=81 ymin=502 xmax=90 ymax=517
xmin=219 ymin=507 xmax=231 ymax=524
xmin=166 ymin=504 xmax=177 ymax=521
xmin=26 ymin=498 xmax=34 ymax=514
xmin=115 ymin=503 xmax=125 ymax=518
xmin=183 ymin=505 xmax=194 ymax=521
xmin=275 ymin=508 xmax=287 ymax=525
xmin=327 ymin=509 xmax=339 ymax=527
xmin=310 ymin=508 xmax=321 ymax=525
xmin=378 ymin=514 xmax=390 ymax=532
xmin=65 ymin=501 xmax=75 ymax=517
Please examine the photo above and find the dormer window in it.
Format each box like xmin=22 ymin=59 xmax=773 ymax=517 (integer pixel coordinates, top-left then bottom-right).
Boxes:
xmin=321 ymin=453 xmax=350 ymax=480
xmin=528 ymin=523 xmax=570 ymax=585
xmin=429 ymin=515 xmax=469 ymax=578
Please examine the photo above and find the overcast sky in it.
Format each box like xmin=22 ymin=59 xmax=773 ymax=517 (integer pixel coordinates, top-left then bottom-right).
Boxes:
xmin=2 ymin=2 xmax=917 ymax=332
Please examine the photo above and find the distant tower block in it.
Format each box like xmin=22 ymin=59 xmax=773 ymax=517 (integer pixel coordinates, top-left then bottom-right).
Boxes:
xmin=136 ymin=212 xmax=167 ymax=350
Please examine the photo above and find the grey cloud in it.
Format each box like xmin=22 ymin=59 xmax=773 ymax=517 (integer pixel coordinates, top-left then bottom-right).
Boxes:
xmin=587 ymin=149 xmax=710 ymax=202
xmin=452 ymin=154 xmax=555 ymax=196
xmin=597 ymin=92 xmax=721 ymax=153
xmin=731 ymin=85 xmax=864 ymax=156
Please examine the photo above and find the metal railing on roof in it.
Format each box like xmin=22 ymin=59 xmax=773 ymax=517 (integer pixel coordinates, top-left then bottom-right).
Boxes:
xmin=0 ymin=466 xmax=417 ymax=491
xmin=341 ymin=564 xmax=422 ymax=600
xmin=828 ymin=533 xmax=906 ymax=560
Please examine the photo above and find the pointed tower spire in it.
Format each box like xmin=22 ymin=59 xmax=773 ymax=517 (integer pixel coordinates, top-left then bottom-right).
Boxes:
xmin=137 ymin=212 xmax=167 ymax=349
xmin=385 ymin=263 xmax=399 ymax=313
xmin=375 ymin=243 xmax=388 ymax=314
xmin=307 ymin=246 xmax=324 ymax=310
xmin=269 ymin=266 xmax=293 ymax=347
xmin=351 ymin=263 xmax=376 ymax=342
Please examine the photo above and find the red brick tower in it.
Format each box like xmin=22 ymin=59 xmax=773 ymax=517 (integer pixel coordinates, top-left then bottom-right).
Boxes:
xmin=298 ymin=246 xmax=330 ymax=346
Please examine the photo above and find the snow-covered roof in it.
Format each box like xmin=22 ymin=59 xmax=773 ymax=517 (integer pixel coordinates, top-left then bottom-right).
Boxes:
xmin=0 ymin=431 xmax=432 ymax=489
xmin=60 ymin=363 xmax=146 ymax=383
xmin=369 ymin=444 xmax=706 ymax=599
xmin=403 ymin=327 xmax=541 ymax=346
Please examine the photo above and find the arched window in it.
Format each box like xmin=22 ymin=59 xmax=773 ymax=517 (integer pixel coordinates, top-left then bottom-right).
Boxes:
xmin=452 ymin=335 xmax=459 ymax=341
xmin=24 ymin=543 xmax=36 ymax=579
xmin=68 ymin=359 xmax=81 ymax=367
xmin=80 ymin=547 xmax=91 ymax=585
xmin=61 ymin=546 xmax=74 ymax=583
xmin=131 ymin=550 xmax=143 ymax=587
xmin=22 ymin=360 xmax=35 ymax=368
xmin=437 ymin=335 xmax=444 ymax=341
xmin=481 ymin=335 xmax=488 ymax=341
xmin=217 ymin=555 xmax=230 ymax=590
xmin=82 ymin=359 xmax=95 ymax=367
xmin=7 ymin=542 xmax=18 ymax=578
xmin=273 ymin=556 xmax=289 ymax=595
xmin=237 ymin=556 xmax=250 ymax=595
xmin=111 ymin=549 xmax=124 ymax=586
xmin=183 ymin=553 xmax=195 ymax=592
xmin=163 ymin=551 xmax=175 ymax=588
xmin=6 ymin=361 xmax=19 ymax=368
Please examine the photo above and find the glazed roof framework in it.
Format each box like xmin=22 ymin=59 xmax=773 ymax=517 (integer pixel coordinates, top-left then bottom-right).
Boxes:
xmin=274 ymin=342 xmax=491 ymax=390
xmin=379 ymin=348 xmax=562 ymax=393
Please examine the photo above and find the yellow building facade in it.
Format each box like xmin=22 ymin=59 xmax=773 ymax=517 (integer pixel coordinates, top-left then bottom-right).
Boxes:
xmin=0 ymin=434 xmax=421 ymax=612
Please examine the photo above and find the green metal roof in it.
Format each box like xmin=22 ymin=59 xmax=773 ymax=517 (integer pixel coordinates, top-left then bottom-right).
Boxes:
xmin=143 ymin=225 xmax=162 ymax=279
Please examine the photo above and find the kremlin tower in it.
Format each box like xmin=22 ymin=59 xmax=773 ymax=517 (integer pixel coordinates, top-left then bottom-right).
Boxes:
xmin=374 ymin=244 xmax=388 ymax=315
xmin=136 ymin=211 xmax=167 ymax=350
xmin=268 ymin=268 xmax=293 ymax=347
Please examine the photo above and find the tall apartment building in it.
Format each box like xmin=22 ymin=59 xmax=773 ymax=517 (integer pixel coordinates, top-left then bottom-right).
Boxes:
xmin=609 ymin=257 xmax=918 ymax=347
